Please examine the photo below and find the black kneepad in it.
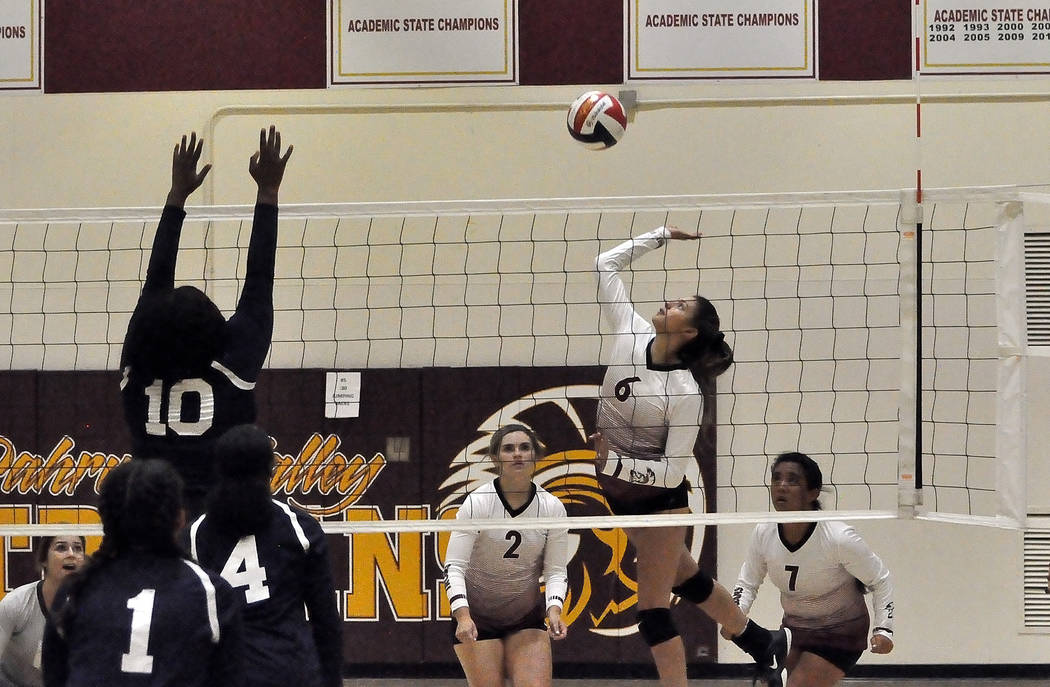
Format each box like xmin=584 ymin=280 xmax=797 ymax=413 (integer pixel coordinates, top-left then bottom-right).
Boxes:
xmin=672 ymin=569 xmax=714 ymax=604
xmin=637 ymin=607 xmax=678 ymax=646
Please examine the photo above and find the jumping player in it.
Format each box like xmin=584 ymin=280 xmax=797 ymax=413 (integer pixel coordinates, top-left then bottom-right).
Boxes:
xmin=443 ymin=424 xmax=569 ymax=687
xmin=589 ymin=225 xmax=788 ymax=687
xmin=187 ymin=424 xmax=343 ymax=687
xmin=42 ymin=459 xmax=243 ymax=687
xmin=119 ymin=127 xmax=291 ymax=516
xmin=731 ymin=452 xmax=894 ymax=687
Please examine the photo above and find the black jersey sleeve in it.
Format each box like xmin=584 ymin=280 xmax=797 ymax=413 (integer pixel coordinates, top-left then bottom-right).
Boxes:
xmin=41 ymin=592 xmax=70 ymax=687
xmin=143 ymin=205 xmax=187 ymax=294
xmin=297 ymin=513 xmax=343 ymax=687
xmin=224 ymin=203 xmax=277 ymax=376
xmin=120 ymin=205 xmax=187 ymax=369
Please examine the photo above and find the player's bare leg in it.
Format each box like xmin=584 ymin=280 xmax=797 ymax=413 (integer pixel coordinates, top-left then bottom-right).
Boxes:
xmin=454 ymin=638 xmax=506 ymax=687
xmin=785 ymin=650 xmax=844 ymax=687
xmin=503 ymin=628 xmax=552 ymax=687
xmin=625 ymin=523 xmax=690 ymax=687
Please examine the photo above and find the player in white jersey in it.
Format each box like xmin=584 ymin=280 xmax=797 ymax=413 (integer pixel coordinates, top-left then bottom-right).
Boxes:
xmin=443 ymin=424 xmax=569 ymax=687
xmin=0 ymin=536 xmax=85 ymax=687
xmin=590 ymin=226 xmax=788 ymax=687
xmin=731 ymin=452 xmax=894 ymax=687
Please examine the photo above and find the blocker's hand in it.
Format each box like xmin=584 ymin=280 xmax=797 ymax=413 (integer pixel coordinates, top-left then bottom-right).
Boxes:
xmin=167 ymin=132 xmax=211 ymax=208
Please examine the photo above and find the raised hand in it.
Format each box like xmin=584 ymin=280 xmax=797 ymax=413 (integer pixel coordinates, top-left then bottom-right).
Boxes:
xmin=166 ymin=132 xmax=212 ymax=208
xmin=666 ymin=225 xmax=701 ymax=241
xmin=249 ymin=125 xmax=293 ymax=205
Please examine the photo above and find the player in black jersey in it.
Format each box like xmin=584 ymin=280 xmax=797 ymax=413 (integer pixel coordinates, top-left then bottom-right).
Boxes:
xmin=120 ymin=127 xmax=292 ymax=517
xmin=42 ymin=459 xmax=243 ymax=687
xmin=187 ymin=424 xmax=342 ymax=687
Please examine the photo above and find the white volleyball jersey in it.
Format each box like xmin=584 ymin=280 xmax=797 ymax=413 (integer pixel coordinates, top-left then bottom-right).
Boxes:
xmin=732 ymin=521 xmax=894 ymax=637
xmin=594 ymin=227 xmax=702 ymax=490
xmin=0 ymin=581 xmax=45 ymax=687
xmin=443 ymin=480 xmax=568 ymax=627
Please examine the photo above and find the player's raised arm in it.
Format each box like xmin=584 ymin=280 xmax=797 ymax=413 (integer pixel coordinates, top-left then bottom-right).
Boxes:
xmin=249 ymin=125 xmax=293 ymax=206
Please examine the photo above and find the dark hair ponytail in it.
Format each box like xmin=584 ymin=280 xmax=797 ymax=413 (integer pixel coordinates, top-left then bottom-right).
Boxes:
xmin=55 ymin=459 xmax=187 ymax=634
xmin=204 ymin=424 xmax=275 ymax=538
xmin=678 ymin=296 xmax=734 ymax=383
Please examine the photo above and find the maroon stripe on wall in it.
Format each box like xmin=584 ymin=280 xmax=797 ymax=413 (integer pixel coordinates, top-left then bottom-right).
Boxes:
xmin=519 ymin=0 xmax=623 ymax=86
xmin=44 ymin=0 xmax=327 ymax=94
xmin=819 ymin=0 xmax=912 ymax=80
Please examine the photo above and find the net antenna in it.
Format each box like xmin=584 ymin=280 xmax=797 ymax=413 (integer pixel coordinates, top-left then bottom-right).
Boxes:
xmin=0 ymin=186 xmax=1032 ymax=534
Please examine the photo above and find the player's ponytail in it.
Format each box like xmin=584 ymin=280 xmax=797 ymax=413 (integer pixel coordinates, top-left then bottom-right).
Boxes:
xmin=205 ymin=424 xmax=275 ymax=538
xmin=679 ymin=296 xmax=734 ymax=384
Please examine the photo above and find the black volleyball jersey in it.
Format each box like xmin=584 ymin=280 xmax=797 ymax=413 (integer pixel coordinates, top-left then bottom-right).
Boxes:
xmin=120 ymin=204 xmax=277 ymax=491
xmin=42 ymin=554 xmax=243 ymax=687
xmin=188 ymin=501 xmax=343 ymax=687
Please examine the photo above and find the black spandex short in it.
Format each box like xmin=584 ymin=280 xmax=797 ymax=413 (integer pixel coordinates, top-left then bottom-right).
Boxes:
xmin=603 ymin=480 xmax=690 ymax=516
xmin=451 ymin=604 xmax=546 ymax=644
xmin=803 ymin=645 xmax=864 ymax=674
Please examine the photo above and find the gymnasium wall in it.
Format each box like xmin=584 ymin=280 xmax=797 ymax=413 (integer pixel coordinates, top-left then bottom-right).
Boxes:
xmin=3 ymin=0 xmax=1050 ymax=673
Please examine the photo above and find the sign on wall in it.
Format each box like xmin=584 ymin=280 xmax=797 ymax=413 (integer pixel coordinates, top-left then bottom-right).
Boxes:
xmin=626 ymin=0 xmax=815 ymax=80
xmin=330 ymin=0 xmax=517 ymax=85
xmin=0 ymin=0 xmax=40 ymax=91
xmin=920 ymin=1 xmax=1050 ymax=74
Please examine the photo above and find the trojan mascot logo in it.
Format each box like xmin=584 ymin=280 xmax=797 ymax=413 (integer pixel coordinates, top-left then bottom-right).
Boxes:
xmin=437 ymin=385 xmax=708 ymax=638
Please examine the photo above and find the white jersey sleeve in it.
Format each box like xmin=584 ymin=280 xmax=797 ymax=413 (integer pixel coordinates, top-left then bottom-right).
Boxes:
xmin=443 ymin=497 xmax=479 ymax=613
xmin=541 ymin=496 xmax=569 ymax=610
xmin=837 ymin=526 xmax=894 ymax=637
xmin=595 ymin=226 xmax=669 ymax=340
xmin=732 ymin=525 xmax=769 ymax=616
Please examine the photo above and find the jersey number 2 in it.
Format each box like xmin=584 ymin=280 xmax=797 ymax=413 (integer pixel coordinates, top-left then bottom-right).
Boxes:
xmin=221 ymin=535 xmax=270 ymax=603
xmin=144 ymin=378 xmax=214 ymax=436
xmin=504 ymin=531 xmax=522 ymax=559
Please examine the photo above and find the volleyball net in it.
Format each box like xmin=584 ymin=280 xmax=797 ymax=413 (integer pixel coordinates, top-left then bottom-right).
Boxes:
xmin=0 ymin=186 xmax=1035 ymax=534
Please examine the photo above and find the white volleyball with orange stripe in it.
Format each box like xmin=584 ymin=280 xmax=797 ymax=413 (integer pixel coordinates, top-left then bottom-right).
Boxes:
xmin=566 ymin=90 xmax=628 ymax=150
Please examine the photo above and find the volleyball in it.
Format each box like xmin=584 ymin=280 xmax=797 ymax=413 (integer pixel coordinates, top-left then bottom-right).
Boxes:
xmin=566 ymin=90 xmax=627 ymax=150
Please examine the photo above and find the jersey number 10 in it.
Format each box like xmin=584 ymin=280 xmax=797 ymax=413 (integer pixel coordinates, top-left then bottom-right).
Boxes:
xmin=144 ymin=378 xmax=215 ymax=437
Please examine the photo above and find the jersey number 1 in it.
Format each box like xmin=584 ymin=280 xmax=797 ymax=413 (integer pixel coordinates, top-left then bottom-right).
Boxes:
xmin=144 ymin=378 xmax=214 ymax=436
xmin=121 ymin=589 xmax=156 ymax=674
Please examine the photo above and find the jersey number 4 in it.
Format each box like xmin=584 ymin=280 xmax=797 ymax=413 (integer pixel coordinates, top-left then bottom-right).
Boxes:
xmin=221 ymin=535 xmax=270 ymax=603
xmin=144 ymin=378 xmax=215 ymax=436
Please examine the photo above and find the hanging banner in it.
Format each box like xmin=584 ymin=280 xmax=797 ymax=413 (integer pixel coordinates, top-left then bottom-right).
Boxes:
xmin=626 ymin=0 xmax=815 ymax=80
xmin=0 ymin=0 xmax=40 ymax=91
xmin=330 ymin=0 xmax=517 ymax=85
xmin=0 ymin=366 xmax=720 ymax=668
xmin=920 ymin=1 xmax=1050 ymax=75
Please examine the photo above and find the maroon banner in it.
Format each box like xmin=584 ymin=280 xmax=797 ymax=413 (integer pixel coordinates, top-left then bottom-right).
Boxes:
xmin=0 ymin=366 xmax=719 ymax=669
